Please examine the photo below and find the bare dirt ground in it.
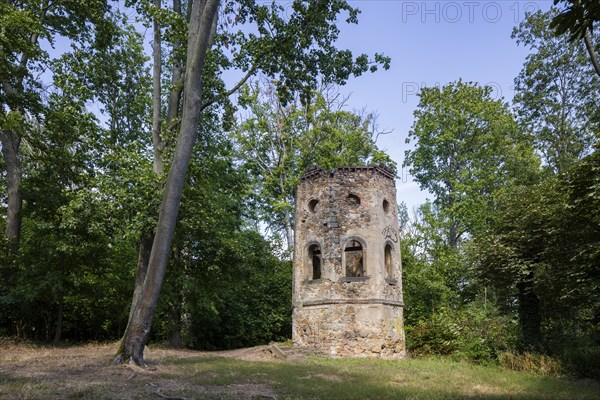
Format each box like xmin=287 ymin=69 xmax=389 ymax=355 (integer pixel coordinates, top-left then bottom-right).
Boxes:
xmin=0 ymin=341 xmax=281 ymax=400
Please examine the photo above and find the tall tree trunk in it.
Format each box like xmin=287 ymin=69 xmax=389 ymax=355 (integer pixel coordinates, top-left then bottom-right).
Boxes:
xmin=123 ymin=0 xmax=185 ymax=344
xmin=1 ymin=6 xmax=45 ymax=253
xmin=114 ymin=0 xmax=220 ymax=366
xmin=124 ymin=0 xmax=164 ymax=332
xmin=53 ymin=290 xmax=64 ymax=344
xmin=128 ymin=234 xmax=154 ymax=323
xmin=152 ymin=0 xmax=165 ymax=175
xmin=449 ymin=217 xmax=458 ymax=248
xmin=583 ymin=28 xmax=600 ymax=78
xmin=0 ymin=129 xmax=22 ymax=251
xmin=280 ymin=173 xmax=294 ymax=256
xmin=284 ymin=212 xmax=294 ymax=255
xmin=166 ymin=0 xmax=184 ymax=129
xmin=168 ymin=301 xmax=183 ymax=348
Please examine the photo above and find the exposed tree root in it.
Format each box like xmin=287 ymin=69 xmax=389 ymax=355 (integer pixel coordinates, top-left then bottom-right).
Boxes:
xmin=112 ymin=352 xmax=148 ymax=368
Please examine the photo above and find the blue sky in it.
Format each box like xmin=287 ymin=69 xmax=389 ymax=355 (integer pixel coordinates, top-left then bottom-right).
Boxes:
xmin=328 ymin=0 xmax=553 ymax=211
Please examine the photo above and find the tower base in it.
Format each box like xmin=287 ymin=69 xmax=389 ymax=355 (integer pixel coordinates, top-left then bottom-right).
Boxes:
xmin=292 ymin=301 xmax=405 ymax=358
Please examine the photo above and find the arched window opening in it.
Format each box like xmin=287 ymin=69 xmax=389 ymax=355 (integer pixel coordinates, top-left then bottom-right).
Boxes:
xmin=383 ymin=199 xmax=391 ymax=214
xmin=345 ymin=240 xmax=364 ymax=277
xmin=385 ymin=244 xmax=393 ymax=279
xmin=308 ymin=244 xmax=322 ymax=280
xmin=346 ymin=194 xmax=361 ymax=208
xmin=308 ymin=199 xmax=319 ymax=213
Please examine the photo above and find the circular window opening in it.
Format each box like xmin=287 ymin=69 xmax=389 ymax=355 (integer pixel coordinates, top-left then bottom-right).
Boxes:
xmin=383 ymin=199 xmax=390 ymax=214
xmin=308 ymin=199 xmax=319 ymax=213
xmin=346 ymin=194 xmax=361 ymax=208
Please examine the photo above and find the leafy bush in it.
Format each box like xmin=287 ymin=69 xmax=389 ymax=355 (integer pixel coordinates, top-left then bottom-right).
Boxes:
xmin=407 ymin=311 xmax=460 ymax=356
xmin=559 ymin=346 xmax=600 ymax=379
xmin=407 ymin=303 xmax=518 ymax=363
xmin=454 ymin=303 xmax=518 ymax=363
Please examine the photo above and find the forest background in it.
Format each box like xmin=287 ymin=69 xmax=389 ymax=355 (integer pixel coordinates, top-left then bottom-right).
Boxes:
xmin=1 ymin=0 xmax=599 ymax=378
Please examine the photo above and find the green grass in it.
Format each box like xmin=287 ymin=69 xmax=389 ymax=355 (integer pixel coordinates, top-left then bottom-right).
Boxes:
xmin=0 ymin=343 xmax=598 ymax=399
xmin=163 ymin=355 xmax=600 ymax=400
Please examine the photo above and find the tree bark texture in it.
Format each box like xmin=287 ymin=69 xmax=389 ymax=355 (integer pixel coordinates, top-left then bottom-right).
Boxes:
xmin=127 ymin=234 xmax=154 ymax=324
xmin=115 ymin=0 xmax=220 ymax=366
xmin=0 ymin=129 xmax=23 ymax=249
xmin=284 ymin=213 xmax=294 ymax=255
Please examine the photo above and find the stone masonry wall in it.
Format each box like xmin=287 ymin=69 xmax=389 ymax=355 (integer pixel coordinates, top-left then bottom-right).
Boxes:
xmin=292 ymin=166 xmax=405 ymax=357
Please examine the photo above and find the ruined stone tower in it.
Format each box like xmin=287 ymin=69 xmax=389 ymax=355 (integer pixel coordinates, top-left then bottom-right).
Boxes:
xmin=292 ymin=165 xmax=405 ymax=357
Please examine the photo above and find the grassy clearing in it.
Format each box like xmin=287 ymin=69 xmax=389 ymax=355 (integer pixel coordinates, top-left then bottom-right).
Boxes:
xmin=0 ymin=342 xmax=598 ymax=399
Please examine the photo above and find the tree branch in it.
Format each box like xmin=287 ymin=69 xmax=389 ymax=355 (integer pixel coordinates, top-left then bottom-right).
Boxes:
xmin=200 ymin=65 xmax=256 ymax=112
xmin=18 ymin=0 xmax=50 ymax=73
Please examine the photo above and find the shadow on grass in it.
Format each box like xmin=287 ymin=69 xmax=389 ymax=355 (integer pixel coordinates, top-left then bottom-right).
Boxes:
xmin=0 ymin=352 xmax=598 ymax=400
xmin=0 ymin=372 xmax=116 ymax=400
xmin=167 ymin=356 xmax=600 ymax=400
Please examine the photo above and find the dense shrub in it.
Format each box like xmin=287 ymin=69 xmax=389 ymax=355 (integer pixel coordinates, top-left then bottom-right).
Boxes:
xmin=407 ymin=311 xmax=460 ymax=356
xmin=407 ymin=303 xmax=518 ymax=363
xmin=558 ymin=346 xmax=600 ymax=380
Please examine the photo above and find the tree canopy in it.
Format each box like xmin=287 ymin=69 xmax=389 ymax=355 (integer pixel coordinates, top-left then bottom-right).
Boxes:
xmin=404 ymin=80 xmax=538 ymax=247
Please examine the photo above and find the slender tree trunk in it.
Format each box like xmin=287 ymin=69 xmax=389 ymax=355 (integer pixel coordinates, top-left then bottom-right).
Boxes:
xmin=120 ymin=0 xmax=164 ymax=355
xmin=53 ymin=291 xmax=64 ymax=344
xmin=124 ymin=0 xmax=164 ymax=331
xmin=123 ymin=0 xmax=185 ymax=347
xmin=168 ymin=302 xmax=183 ymax=348
xmin=0 ymin=128 xmax=24 ymax=337
xmin=114 ymin=0 xmax=220 ymax=366
xmin=1 ymin=5 xmax=45 ymax=252
xmin=280 ymin=173 xmax=294 ymax=256
xmin=284 ymin=213 xmax=294 ymax=255
xmin=128 ymin=234 xmax=154 ymax=323
xmin=583 ymin=29 xmax=600 ymax=78
xmin=167 ymin=0 xmax=184 ymax=129
xmin=449 ymin=217 xmax=458 ymax=248
xmin=0 ymin=129 xmax=22 ymax=250
xmin=152 ymin=0 xmax=165 ymax=175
